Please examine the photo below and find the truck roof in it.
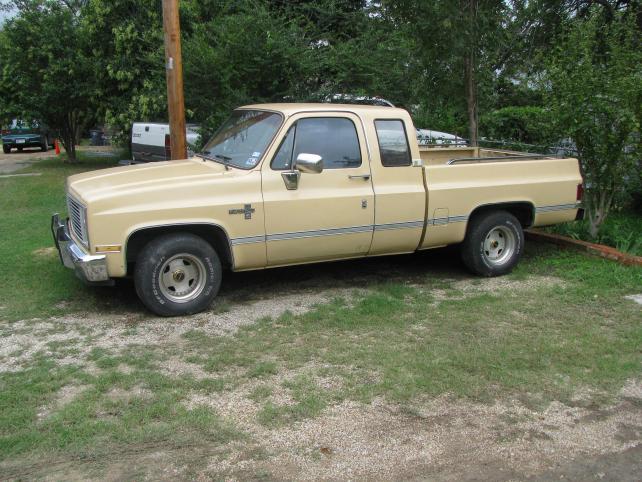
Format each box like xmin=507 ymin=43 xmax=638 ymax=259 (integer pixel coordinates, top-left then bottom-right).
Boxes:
xmin=239 ymin=103 xmax=409 ymax=117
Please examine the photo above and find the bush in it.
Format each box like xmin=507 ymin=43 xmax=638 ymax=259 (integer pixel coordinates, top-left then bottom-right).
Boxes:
xmin=480 ymin=106 xmax=555 ymax=146
xmin=551 ymin=211 xmax=642 ymax=257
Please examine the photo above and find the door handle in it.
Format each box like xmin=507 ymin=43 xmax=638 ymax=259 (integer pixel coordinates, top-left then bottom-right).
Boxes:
xmin=348 ymin=174 xmax=371 ymax=181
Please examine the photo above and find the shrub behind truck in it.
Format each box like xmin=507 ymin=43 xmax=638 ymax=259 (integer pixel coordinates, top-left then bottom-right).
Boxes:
xmin=52 ymin=103 xmax=583 ymax=316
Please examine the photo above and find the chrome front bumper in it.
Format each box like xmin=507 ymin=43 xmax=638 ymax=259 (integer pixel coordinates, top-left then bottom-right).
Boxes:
xmin=51 ymin=213 xmax=111 ymax=284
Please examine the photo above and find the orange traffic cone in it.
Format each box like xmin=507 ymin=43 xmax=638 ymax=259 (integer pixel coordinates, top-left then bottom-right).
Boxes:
xmin=54 ymin=139 xmax=61 ymax=155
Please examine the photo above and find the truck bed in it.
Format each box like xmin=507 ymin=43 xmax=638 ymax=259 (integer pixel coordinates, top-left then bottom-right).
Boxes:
xmin=419 ymin=146 xmax=557 ymax=166
xmin=419 ymin=147 xmax=582 ymax=249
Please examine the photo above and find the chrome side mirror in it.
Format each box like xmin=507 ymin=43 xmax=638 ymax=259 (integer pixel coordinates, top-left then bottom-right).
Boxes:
xmin=281 ymin=153 xmax=323 ymax=190
xmin=295 ymin=153 xmax=323 ymax=174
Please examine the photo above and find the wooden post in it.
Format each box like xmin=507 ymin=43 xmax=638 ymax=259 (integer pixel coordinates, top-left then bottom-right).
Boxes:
xmin=162 ymin=0 xmax=187 ymax=160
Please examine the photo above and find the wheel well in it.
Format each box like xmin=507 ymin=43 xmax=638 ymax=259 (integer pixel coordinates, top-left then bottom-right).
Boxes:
xmin=126 ymin=224 xmax=233 ymax=272
xmin=468 ymin=202 xmax=535 ymax=229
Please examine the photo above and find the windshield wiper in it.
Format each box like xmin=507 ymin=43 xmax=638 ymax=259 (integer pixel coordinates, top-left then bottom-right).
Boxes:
xmin=195 ymin=152 xmax=232 ymax=170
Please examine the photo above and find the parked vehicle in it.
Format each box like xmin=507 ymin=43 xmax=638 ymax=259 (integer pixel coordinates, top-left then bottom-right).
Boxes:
xmin=1 ymin=119 xmax=55 ymax=153
xmin=416 ymin=128 xmax=467 ymax=146
xmin=324 ymin=94 xmax=395 ymax=107
xmin=52 ymin=104 xmax=583 ymax=316
xmin=131 ymin=122 xmax=201 ymax=163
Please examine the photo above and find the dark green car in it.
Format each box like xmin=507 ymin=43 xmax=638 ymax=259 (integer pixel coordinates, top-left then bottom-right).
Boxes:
xmin=1 ymin=119 xmax=55 ymax=154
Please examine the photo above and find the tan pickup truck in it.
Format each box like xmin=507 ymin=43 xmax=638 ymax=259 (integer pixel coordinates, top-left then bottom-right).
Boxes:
xmin=52 ymin=104 xmax=584 ymax=316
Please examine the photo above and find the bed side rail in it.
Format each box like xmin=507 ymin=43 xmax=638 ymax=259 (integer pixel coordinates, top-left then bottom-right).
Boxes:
xmin=446 ymin=154 xmax=559 ymax=165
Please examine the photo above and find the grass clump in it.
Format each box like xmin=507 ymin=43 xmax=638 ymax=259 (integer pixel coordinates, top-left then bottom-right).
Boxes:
xmin=550 ymin=210 xmax=642 ymax=256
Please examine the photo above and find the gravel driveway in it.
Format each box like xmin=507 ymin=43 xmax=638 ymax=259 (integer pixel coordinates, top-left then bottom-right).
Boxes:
xmin=0 ymin=145 xmax=118 ymax=174
xmin=0 ymin=147 xmax=52 ymax=174
xmin=1 ymin=249 xmax=640 ymax=481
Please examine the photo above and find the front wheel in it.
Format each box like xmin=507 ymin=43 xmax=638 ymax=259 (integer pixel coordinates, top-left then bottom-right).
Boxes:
xmin=134 ymin=233 xmax=222 ymax=316
xmin=2 ymin=145 xmax=10 ymax=154
xmin=461 ymin=211 xmax=524 ymax=277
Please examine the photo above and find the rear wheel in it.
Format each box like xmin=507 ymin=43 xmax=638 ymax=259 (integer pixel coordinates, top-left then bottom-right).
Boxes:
xmin=134 ymin=233 xmax=222 ymax=316
xmin=2 ymin=145 xmax=10 ymax=154
xmin=461 ymin=210 xmax=524 ymax=277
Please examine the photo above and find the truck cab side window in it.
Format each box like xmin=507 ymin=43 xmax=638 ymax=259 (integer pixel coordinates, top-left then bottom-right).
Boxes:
xmin=271 ymin=117 xmax=362 ymax=170
xmin=375 ymin=119 xmax=412 ymax=167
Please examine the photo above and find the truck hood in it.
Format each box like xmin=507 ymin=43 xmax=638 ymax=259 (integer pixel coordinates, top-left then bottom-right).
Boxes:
xmin=67 ymin=158 xmax=248 ymax=203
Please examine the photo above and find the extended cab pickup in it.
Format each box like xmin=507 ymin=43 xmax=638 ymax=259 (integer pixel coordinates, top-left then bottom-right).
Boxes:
xmin=52 ymin=104 xmax=583 ymax=316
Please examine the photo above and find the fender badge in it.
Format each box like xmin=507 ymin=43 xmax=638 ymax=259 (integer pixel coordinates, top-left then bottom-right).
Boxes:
xmin=229 ymin=204 xmax=255 ymax=220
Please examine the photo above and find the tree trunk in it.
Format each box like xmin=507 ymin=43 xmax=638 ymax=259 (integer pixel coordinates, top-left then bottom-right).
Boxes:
xmin=464 ymin=52 xmax=478 ymax=146
xmin=587 ymin=188 xmax=614 ymax=238
xmin=463 ymin=0 xmax=479 ymax=146
xmin=61 ymin=115 xmax=78 ymax=163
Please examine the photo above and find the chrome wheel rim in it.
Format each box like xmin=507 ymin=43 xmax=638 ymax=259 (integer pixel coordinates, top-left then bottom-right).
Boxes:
xmin=482 ymin=226 xmax=516 ymax=266
xmin=158 ymin=253 xmax=207 ymax=303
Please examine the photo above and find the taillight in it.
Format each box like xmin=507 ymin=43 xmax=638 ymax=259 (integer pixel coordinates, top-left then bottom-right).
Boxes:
xmin=576 ymin=183 xmax=584 ymax=202
xmin=164 ymin=134 xmax=171 ymax=160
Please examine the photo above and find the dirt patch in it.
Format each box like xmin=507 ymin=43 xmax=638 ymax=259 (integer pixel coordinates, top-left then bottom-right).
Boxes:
xmin=619 ymin=379 xmax=642 ymax=400
xmin=32 ymin=247 xmax=57 ymax=258
xmin=37 ymin=384 xmax=88 ymax=421
xmin=425 ymin=275 xmax=565 ymax=306
xmin=451 ymin=275 xmax=565 ymax=293
xmin=624 ymin=294 xmax=642 ymax=306
xmin=199 ymin=387 xmax=642 ymax=480
xmin=0 ymin=288 xmax=356 ymax=373
xmin=105 ymin=386 xmax=153 ymax=402
xmin=183 ymin=362 xmax=343 ymax=430
xmin=160 ymin=356 xmax=216 ymax=380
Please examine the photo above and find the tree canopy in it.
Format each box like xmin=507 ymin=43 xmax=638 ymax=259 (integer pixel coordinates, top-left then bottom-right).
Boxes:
xmin=0 ymin=0 xmax=640 ymax=233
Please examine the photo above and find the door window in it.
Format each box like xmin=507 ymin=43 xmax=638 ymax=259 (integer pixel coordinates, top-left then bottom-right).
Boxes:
xmin=375 ymin=119 xmax=412 ymax=167
xmin=271 ymin=126 xmax=296 ymax=170
xmin=271 ymin=117 xmax=362 ymax=170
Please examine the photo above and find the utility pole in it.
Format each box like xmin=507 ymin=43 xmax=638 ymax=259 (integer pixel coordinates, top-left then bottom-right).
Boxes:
xmin=162 ymin=0 xmax=187 ymax=160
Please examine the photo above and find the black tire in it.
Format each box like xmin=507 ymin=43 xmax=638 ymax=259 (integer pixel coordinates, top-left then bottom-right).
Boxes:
xmin=41 ymin=138 xmax=48 ymax=152
xmin=134 ymin=233 xmax=222 ymax=317
xmin=2 ymin=145 xmax=10 ymax=154
xmin=461 ymin=210 xmax=524 ymax=277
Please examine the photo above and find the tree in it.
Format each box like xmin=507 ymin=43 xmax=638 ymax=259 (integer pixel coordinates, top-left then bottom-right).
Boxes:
xmin=181 ymin=0 xmax=310 ymax=133
xmin=546 ymin=10 xmax=641 ymax=237
xmin=382 ymin=0 xmax=511 ymax=144
xmin=81 ymin=0 xmax=166 ymax=145
xmin=0 ymin=0 xmax=96 ymax=162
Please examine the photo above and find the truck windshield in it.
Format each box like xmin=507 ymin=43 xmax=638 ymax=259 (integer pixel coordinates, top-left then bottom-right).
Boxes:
xmin=200 ymin=110 xmax=282 ymax=169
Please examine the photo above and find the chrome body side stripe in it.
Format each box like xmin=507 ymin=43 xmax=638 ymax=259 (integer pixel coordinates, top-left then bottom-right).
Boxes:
xmin=268 ymin=225 xmax=374 ymax=242
xmin=231 ymin=204 xmax=579 ymax=245
xmin=428 ymin=214 xmax=469 ymax=226
xmin=535 ymin=203 xmax=579 ymax=213
xmin=231 ymin=235 xmax=266 ymax=246
xmin=232 ymin=221 xmax=424 ymax=245
xmin=374 ymin=220 xmax=424 ymax=231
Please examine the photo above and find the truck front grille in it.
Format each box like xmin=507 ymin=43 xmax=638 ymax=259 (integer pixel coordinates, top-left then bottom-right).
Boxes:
xmin=67 ymin=195 xmax=88 ymax=247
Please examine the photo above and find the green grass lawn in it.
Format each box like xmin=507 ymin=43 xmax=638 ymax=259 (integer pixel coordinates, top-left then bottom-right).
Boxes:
xmin=0 ymin=152 xmax=128 ymax=321
xmin=0 ymin=155 xmax=641 ymax=478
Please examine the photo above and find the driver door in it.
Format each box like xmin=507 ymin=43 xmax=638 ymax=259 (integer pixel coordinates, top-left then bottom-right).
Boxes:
xmin=261 ymin=112 xmax=375 ymax=266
